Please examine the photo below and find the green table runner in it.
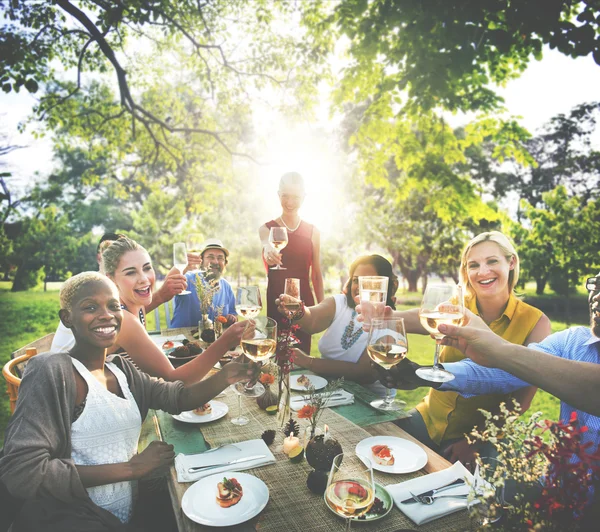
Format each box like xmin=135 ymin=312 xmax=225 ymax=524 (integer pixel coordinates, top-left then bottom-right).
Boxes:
xmin=291 ymin=369 xmax=410 ymax=427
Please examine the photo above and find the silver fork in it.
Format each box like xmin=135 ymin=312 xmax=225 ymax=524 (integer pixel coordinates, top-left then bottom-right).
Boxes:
xmin=203 ymin=443 xmax=241 ymax=454
xmin=409 ymin=490 xmax=469 ymax=505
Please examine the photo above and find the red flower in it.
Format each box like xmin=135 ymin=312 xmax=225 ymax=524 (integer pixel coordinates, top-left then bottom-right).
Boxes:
xmin=297 ymin=405 xmax=317 ymax=419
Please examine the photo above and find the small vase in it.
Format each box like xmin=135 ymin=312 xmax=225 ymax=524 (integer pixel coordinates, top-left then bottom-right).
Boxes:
xmin=199 ymin=315 xmax=215 ymax=344
xmin=256 ymin=384 xmax=278 ymax=410
xmin=277 ymin=371 xmax=291 ymax=426
xmin=305 ymin=430 xmax=343 ymax=472
xmin=302 ymin=425 xmax=322 ymax=450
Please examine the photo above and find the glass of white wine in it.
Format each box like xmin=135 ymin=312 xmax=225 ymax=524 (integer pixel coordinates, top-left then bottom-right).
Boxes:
xmin=268 ymin=227 xmax=288 ymax=270
xmin=416 ymin=283 xmax=464 ymax=382
xmin=235 ymin=286 xmax=262 ymax=320
xmin=366 ymin=317 xmax=408 ymax=411
xmin=186 ymin=233 xmax=204 ymax=271
xmin=234 ymin=316 xmax=277 ymax=397
xmin=173 ymin=242 xmax=191 ymax=295
xmin=325 ymin=453 xmax=375 ymax=531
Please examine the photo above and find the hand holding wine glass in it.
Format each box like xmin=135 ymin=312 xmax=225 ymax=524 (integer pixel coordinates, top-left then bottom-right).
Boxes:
xmin=268 ymin=227 xmax=288 ymax=270
xmin=173 ymin=242 xmax=191 ymax=295
xmin=234 ymin=316 xmax=277 ymax=398
xmin=416 ymin=283 xmax=464 ymax=382
xmin=326 ymin=453 xmax=375 ymax=531
xmin=366 ymin=317 xmax=408 ymax=411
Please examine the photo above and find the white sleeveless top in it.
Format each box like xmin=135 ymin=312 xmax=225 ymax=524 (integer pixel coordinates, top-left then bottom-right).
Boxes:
xmin=70 ymin=358 xmax=142 ymax=523
xmin=318 ymin=294 xmax=395 ymax=398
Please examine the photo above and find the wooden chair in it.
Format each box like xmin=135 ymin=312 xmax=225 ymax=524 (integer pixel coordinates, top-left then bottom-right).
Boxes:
xmin=2 ymin=333 xmax=55 ymax=413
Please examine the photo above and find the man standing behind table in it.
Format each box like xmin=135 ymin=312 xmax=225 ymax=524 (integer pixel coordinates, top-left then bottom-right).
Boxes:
xmin=170 ymin=238 xmax=237 ymax=328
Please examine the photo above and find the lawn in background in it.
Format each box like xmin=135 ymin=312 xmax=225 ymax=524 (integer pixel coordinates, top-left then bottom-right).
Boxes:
xmin=2 ymin=280 xmax=587 ymax=444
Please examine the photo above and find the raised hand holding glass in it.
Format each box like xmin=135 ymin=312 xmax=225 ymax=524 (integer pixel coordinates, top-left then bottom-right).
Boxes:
xmin=173 ymin=242 xmax=191 ymax=295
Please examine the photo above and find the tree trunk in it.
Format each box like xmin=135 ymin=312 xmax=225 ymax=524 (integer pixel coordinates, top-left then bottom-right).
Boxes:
xmin=405 ymin=270 xmax=419 ymax=292
xmin=535 ymin=276 xmax=547 ymax=295
xmin=11 ymin=267 xmax=30 ymax=292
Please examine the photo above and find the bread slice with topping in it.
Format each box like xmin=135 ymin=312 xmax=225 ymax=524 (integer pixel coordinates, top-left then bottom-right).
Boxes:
xmin=216 ymin=477 xmax=243 ymax=508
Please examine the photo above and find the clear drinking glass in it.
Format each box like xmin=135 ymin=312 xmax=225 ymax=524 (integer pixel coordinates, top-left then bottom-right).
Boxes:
xmin=186 ymin=233 xmax=204 ymax=270
xmin=230 ymin=384 xmax=249 ymax=426
xmin=234 ymin=316 xmax=277 ymax=397
xmin=235 ymin=286 xmax=262 ymax=320
xmin=325 ymin=453 xmax=375 ymax=531
xmin=268 ymin=227 xmax=288 ymax=270
xmin=358 ymin=276 xmax=389 ymax=329
xmin=366 ymin=317 xmax=408 ymax=411
xmin=468 ymin=457 xmax=506 ymax=528
xmin=173 ymin=242 xmax=191 ymax=295
xmin=416 ymin=283 xmax=464 ymax=382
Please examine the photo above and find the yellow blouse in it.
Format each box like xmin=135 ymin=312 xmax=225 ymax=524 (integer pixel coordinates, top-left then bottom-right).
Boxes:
xmin=415 ymin=294 xmax=543 ymax=445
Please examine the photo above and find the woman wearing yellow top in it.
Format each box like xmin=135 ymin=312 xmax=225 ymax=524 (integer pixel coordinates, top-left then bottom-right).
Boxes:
xmin=371 ymin=232 xmax=552 ymax=466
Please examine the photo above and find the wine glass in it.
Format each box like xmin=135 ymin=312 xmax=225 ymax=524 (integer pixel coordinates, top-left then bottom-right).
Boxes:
xmin=468 ymin=457 xmax=506 ymax=528
xmin=230 ymin=384 xmax=249 ymax=426
xmin=187 ymin=233 xmax=204 ymax=271
xmin=280 ymin=278 xmax=301 ymax=317
xmin=366 ymin=317 xmax=408 ymax=411
xmin=268 ymin=227 xmax=288 ymax=270
xmin=358 ymin=276 xmax=389 ymax=330
xmin=325 ymin=453 xmax=375 ymax=531
xmin=416 ymin=283 xmax=464 ymax=382
xmin=234 ymin=316 xmax=277 ymax=397
xmin=173 ymin=242 xmax=191 ymax=295
xmin=235 ymin=286 xmax=262 ymax=320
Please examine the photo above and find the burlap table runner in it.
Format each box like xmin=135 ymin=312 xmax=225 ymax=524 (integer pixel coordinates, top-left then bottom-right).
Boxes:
xmin=161 ymin=388 xmax=468 ymax=532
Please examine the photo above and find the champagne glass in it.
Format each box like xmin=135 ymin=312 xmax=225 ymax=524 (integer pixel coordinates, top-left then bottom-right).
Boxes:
xmin=281 ymin=278 xmax=302 ymax=317
xmin=416 ymin=283 xmax=464 ymax=382
xmin=230 ymin=384 xmax=249 ymax=426
xmin=358 ymin=276 xmax=389 ymax=330
xmin=366 ymin=317 xmax=408 ymax=411
xmin=268 ymin=227 xmax=288 ymax=270
xmin=173 ymin=242 xmax=191 ymax=295
xmin=235 ymin=286 xmax=262 ymax=320
xmin=234 ymin=316 xmax=277 ymax=397
xmin=325 ymin=453 xmax=375 ymax=531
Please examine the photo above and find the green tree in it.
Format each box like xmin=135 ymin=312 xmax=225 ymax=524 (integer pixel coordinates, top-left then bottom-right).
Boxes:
xmin=515 ymin=186 xmax=600 ymax=305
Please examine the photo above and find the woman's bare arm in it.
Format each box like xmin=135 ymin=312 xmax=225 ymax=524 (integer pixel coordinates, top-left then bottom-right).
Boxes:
xmin=310 ymin=228 xmax=325 ymax=303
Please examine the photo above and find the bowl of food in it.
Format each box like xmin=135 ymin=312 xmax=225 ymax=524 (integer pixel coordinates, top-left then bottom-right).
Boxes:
xmin=164 ymin=340 xmax=204 ymax=367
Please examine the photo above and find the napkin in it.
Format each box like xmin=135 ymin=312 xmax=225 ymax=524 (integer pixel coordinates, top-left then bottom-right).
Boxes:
xmin=386 ymin=461 xmax=476 ymax=525
xmin=289 ymin=390 xmax=354 ymax=411
xmin=174 ymin=439 xmax=276 ymax=483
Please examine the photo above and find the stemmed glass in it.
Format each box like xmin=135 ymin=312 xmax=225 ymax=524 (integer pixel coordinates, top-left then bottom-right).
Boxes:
xmin=230 ymin=385 xmax=249 ymax=426
xmin=281 ymin=278 xmax=301 ymax=317
xmin=235 ymin=286 xmax=262 ymax=320
xmin=187 ymin=233 xmax=204 ymax=271
xmin=234 ymin=316 xmax=277 ymax=397
xmin=366 ymin=317 xmax=408 ymax=411
xmin=173 ymin=242 xmax=191 ymax=295
xmin=325 ymin=453 xmax=375 ymax=531
xmin=417 ymin=283 xmax=464 ymax=382
xmin=268 ymin=227 xmax=288 ymax=270
xmin=358 ymin=276 xmax=389 ymax=330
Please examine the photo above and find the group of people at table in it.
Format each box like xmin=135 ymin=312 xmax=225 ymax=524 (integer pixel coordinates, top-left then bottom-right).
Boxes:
xmin=0 ymin=171 xmax=598 ymax=530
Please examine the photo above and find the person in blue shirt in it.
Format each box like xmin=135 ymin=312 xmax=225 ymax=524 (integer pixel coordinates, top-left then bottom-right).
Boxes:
xmin=171 ymin=239 xmax=237 ymax=328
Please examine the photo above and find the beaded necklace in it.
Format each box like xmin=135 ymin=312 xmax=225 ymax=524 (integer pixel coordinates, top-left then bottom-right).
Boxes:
xmin=340 ymin=310 xmax=364 ymax=350
xmin=278 ymin=216 xmax=301 ymax=233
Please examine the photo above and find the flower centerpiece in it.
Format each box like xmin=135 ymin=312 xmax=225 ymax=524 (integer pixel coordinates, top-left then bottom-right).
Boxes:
xmin=468 ymin=402 xmax=600 ymax=531
xmin=193 ymin=271 xmax=221 ymax=343
xmin=256 ymin=372 xmax=278 ymax=410
xmin=274 ymin=316 xmax=300 ymax=424
xmin=297 ymin=378 xmax=344 ymax=441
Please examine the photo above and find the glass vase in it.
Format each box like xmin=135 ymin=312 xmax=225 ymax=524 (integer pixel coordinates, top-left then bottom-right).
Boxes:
xmin=277 ymin=371 xmax=291 ymax=426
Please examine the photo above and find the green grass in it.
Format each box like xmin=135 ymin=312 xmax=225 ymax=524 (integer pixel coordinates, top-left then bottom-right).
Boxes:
xmin=0 ymin=282 xmax=584 ymax=446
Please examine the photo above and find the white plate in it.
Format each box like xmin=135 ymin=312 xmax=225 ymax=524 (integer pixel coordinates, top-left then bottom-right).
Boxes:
xmin=173 ymin=401 xmax=228 ymax=424
xmin=182 ymin=471 xmax=269 ymax=527
xmin=290 ymin=374 xmax=328 ymax=391
xmin=356 ymin=436 xmax=428 ymax=474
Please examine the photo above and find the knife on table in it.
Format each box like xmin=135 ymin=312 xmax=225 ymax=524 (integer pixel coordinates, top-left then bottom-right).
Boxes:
xmin=400 ymin=478 xmax=466 ymax=504
xmin=188 ymin=454 xmax=267 ymax=473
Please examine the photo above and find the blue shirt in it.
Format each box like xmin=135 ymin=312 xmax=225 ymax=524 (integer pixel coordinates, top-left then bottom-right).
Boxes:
xmin=170 ymin=272 xmax=236 ymax=328
xmin=441 ymin=326 xmax=600 ymax=458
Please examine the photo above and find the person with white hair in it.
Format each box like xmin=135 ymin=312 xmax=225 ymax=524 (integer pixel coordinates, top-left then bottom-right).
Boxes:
xmin=259 ymin=172 xmax=324 ymax=354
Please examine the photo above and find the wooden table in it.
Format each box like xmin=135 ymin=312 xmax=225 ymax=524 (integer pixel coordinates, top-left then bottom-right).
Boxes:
xmin=148 ymin=419 xmax=454 ymax=531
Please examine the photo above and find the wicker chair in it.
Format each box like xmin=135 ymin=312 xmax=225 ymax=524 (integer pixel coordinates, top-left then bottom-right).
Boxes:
xmin=2 ymin=333 xmax=55 ymax=413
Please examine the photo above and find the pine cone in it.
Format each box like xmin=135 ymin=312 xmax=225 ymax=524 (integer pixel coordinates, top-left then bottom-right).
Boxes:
xmin=283 ymin=416 xmax=300 ymax=437
xmin=261 ymin=429 xmax=276 ymax=446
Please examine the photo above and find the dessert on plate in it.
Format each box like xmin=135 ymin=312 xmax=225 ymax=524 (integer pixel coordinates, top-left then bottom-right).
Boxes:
xmin=297 ymin=374 xmax=310 ymax=387
xmin=193 ymin=403 xmax=212 ymax=416
xmin=216 ymin=477 xmax=243 ymax=508
xmin=371 ymin=444 xmax=395 ymax=466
